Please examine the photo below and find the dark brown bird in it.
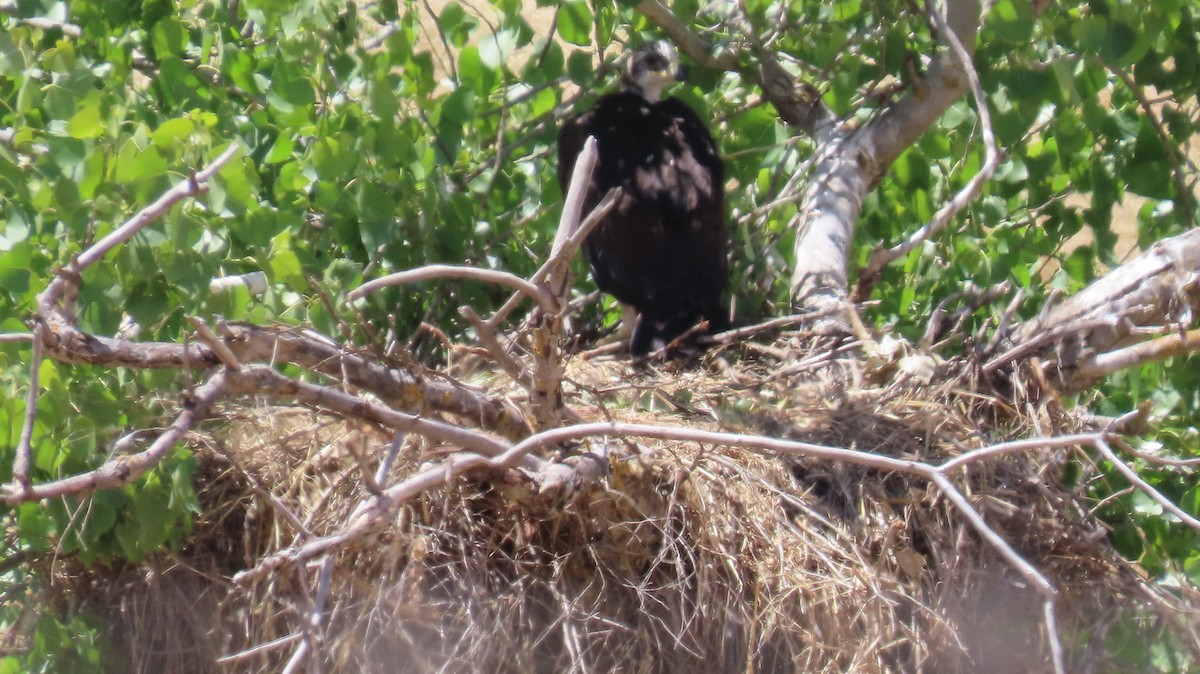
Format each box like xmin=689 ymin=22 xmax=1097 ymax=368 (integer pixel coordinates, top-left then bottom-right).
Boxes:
xmin=557 ymin=41 xmax=728 ymax=356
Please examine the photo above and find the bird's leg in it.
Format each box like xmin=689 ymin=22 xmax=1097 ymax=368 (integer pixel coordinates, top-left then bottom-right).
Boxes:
xmin=619 ymin=304 xmax=639 ymax=340
xmin=629 ymin=311 xmax=655 ymax=357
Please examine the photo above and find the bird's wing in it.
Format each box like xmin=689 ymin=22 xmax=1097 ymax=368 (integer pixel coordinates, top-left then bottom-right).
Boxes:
xmin=556 ymin=110 xmax=594 ymax=194
xmin=658 ymin=97 xmax=724 ymax=189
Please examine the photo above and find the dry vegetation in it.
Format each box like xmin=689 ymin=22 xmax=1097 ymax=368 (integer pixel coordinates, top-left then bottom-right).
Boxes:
xmin=39 ymin=335 xmax=1194 ymax=674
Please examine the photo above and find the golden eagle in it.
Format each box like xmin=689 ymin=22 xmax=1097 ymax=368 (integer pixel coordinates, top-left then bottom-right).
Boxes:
xmin=558 ymin=41 xmax=728 ymax=356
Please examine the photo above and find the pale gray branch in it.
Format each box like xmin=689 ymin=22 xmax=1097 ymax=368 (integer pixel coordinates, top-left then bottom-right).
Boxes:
xmin=349 ymin=264 xmax=559 ymax=315
xmin=860 ymin=0 xmax=1000 ymax=287
xmin=1 ymin=372 xmax=228 ymax=505
xmin=74 ymin=143 xmax=241 ymax=272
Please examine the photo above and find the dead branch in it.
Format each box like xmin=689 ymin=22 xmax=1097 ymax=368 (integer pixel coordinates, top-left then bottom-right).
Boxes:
xmin=220 ymin=364 xmax=539 ymax=471
xmin=527 ymin=136 xmax=603 ymax=429
xmin=1073 ymin=327 xmax=1200 ymax=382
xmin=1004 ymin=227 xmax=1200 ymax=393
xmin=1094 ymin=438 xmax=1200 ymax=534
xmin=1109 ymin=436 xmax=1200 ymax=468
xmin=1 ymin=371 xmax=229 ymax=506
xmin=35 ymin=311 xmax=532 ymax=439
xmin=349 ymin=265 xmax=559 ymax=315
xmin=857 ymin=0 xmax=1002 ymax=296
xmin=0 ymin=2 xmax=82 ymax=37
xmin=11 ymin=325 xmax=44 ymax=496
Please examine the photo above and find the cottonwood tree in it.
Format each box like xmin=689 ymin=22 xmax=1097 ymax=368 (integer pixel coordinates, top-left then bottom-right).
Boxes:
xmin=1 ymin=0 xmax=1198 ymax=670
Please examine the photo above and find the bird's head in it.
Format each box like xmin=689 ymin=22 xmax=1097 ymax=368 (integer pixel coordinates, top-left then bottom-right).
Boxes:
xmin=622 ymin=41 xmax=685 ymax=102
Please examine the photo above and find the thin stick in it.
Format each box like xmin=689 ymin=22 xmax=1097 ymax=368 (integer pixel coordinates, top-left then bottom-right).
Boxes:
xmin=348 ymin=264 xmax=559 ymax=314
xmin=937 ymin=433 xmax=1100 ymax=473
xmin=11 ymin=325 xmax=44 ymax=494
xmin=859 ymin=0 xmax=1001 ymax=285
xmin=1093 ymin=438 xmax=1200 ymax=533
xmin=216 ymin=632 xmax=304 ymax=664
xmin=1109 ymin=435 xmax=1200 ymax=468
xmin=550 ymin=136 xmax=599 ymax=262
xmin=74 ymin=144 xmax=240 ymax=272
xmin=188 ymin=317 xmax=241 ymax=369
xmin=376 ymin=432 xmax=406 ymax=486
xmin=486 ymin=139 xmax=615 ymax=329
xmin=1 ymin=371 xmax=229 ymax=505
xmin=1074 ymin=327 xmax=1200 ymax=382
xmin=219 ymin=364 xmax=539 ymax=471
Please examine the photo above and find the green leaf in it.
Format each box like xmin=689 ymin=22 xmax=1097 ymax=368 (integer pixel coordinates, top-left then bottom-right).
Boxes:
xmin=112 ymin=139 xmax=168 ymax=184
xmin=151 ymin=16 xmax=189 ymax=56
xmin=66 ymin=104 xmax=104 ymax=139
xmin=268 ymin=229 xmax=304 ymax=288
xmin=1072 ymin=16 xmax=1109 ymax=54
xmin=557 ymin=1 xmax=593 ymax=46
xmin=264 ymin=133 xmax=295 ymax=164
xmin=834 ymin=0 xmax=861 ymax=21
xmin=151 ymin=117 xmax=196 ymax=148
xmin=988 ymin=0 xmax=1033 ymax=42
xmin=567 ymin=50 xmax=593 ymax=87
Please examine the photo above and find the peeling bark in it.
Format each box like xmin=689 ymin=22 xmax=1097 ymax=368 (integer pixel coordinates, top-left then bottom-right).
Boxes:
xmin=1001 ymin=227 xmax=1200 ymax=394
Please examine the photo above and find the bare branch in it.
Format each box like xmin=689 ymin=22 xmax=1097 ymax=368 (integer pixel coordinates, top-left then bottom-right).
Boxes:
xmin=1074 ymin=327 xmax=1200 ymax=382
xmin=73 ymin=143 xmax=241 ymax=274
xmin=188 ymin=317 xmax=242 ymax=369
xmin=349 ymin=264 xmax=559 ymax=315
xmin=549 ymin=136 xmax=599 ymax=265
xmin=858 ymin=0 xmax=1001 ymax=292
xmin=0 ymin=3 xmax=82 ymax=37
xmin=461 ymin=306 xmax=526 ymax=382
xmin=220 ymin=364 xmax=540 ymax=472
xmin=1109 ymin=436 xmax=1200 ymax=469
xmin=1093 ymin=438 xmax=1200 ymax=534
xmin=1 ymin=371 xmax=229 ymax=505
xmin=11 ymin=325 xmax=44 ymax=495
xmin=1006 ymin=226 xmax=1200 ymax=392
xmin=33 ymin=309 xmax=532 ymax=439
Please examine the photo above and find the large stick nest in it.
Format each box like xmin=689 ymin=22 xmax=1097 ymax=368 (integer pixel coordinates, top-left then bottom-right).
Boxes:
xmin=40 ymin=337 xmax=1194 ymax=673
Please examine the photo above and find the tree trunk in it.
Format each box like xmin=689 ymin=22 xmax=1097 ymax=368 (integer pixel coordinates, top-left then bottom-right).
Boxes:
xmin=789 ymin=1 xmax=982 ymax=317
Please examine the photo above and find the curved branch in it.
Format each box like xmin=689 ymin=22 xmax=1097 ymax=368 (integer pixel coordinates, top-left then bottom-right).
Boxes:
xmin=349 ymin=265 xmax=559 ymax=315
xmin=75 ymin=143 xmax=241 ymax=273
xmin=858 ymin=2 xmax=1001 ymax=294
xmin=1 ymin=371 xmax=228 ymax=505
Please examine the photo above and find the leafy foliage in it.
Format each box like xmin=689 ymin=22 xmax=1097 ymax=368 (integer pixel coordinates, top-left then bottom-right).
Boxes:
xmin=1 ymin=0 xmax=1198 ymax=670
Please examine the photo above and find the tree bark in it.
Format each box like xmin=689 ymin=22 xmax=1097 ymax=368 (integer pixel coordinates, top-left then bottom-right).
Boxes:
xmin=789 ymin=1 xmax=983 ymax=322
xmin=1001 ymin=227 xmax=1200 ymax=394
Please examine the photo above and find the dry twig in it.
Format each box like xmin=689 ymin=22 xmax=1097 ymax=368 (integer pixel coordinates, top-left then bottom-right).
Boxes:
xmin=857 ymin=0 xmax=1002 ymax=295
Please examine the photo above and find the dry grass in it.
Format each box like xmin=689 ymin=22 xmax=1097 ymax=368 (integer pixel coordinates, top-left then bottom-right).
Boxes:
xmin=35 ymin=336 xmax=1198 ymax=673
